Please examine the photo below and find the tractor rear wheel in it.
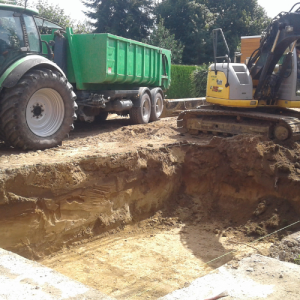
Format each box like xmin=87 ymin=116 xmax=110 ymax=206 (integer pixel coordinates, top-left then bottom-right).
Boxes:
xmin=0 ymin=68 xmax=77 ymax=150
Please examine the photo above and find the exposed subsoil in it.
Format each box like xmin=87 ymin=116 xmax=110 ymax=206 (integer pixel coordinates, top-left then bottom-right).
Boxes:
xmin=1 ymin=115 xmax=300 ymax=299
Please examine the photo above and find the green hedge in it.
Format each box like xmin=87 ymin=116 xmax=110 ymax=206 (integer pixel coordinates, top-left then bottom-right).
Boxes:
xmin=165 ymin=65 xmax=197 ymax=99
xmin=190 ymin=64 xmax=209 ymax=98
xmin=165 ymin=64 xmax=209 ymax=99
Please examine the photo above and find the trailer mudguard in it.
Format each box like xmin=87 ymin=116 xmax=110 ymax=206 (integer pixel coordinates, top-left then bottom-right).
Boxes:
xmin=0 ymin=55 xmax=65 ymax=89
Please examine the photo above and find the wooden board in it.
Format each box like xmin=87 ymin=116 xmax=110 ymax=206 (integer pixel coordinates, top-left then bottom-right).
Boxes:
xmin=241 ymin=37 xmax=261 ymax=64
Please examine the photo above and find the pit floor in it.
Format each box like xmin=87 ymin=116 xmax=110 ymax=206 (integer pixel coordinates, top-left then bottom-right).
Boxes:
xmin=40 ymin=214 xmax=271 ymax=300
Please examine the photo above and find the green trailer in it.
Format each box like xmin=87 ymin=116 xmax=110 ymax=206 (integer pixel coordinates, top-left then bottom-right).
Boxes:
xmin=0 ymin=2 xmax=171 ymax=150
xmin=41 ymin=27 xmax=171 ymax=125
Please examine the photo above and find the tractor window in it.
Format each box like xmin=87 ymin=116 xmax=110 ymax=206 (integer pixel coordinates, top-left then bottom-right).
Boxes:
xmin=23 ymin=15 xmax=40 ymax=53
xmin=0 ymin=10 xmax=24 ymax=58
xmin=0 ymin=10 xmax=24 ymax=74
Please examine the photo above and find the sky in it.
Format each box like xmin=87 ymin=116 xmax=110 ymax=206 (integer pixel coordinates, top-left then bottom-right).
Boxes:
xmin=36 ymin=0 xmax=300 ymax=22
xmin=257 ymin=0 xmax=300 ymax=18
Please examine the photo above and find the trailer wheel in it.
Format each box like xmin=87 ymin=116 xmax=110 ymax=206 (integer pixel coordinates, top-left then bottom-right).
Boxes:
xmin=130 ymin=93 xmax=151 ymax=124
xmin=150 ymin=91 xmax=164 ymax=121
xmin=0 ymin=68 xmax=77 ymax=150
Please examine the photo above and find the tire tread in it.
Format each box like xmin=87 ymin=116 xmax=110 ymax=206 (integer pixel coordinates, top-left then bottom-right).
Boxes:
xmin=0 ymin=68 xmax=77 ymax=150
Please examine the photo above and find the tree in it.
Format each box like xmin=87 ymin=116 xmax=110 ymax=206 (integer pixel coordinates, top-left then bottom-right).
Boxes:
xmin=206 ymin=0 xmax=270 ymax=62
xmin=155 ymin=0 xmax=214 ymax=64
xmin=16 ymin=0 xmax=92 ymax=33
xmin=155 ymin=0 xmax=270 ymax=65
xmin=143 ymin=19 xmax=184 ymax=64
xmin=83 ymin=0 xmax=154 ymax=41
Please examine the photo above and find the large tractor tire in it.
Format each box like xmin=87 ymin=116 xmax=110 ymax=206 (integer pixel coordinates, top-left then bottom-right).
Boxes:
xmin=129 ymin=93 xmax=151 ymax=124
xmin=0 ymin=68 xmax=77 ymax=150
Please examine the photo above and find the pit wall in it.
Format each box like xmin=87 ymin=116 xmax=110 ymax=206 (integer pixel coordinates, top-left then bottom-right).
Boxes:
xmin=0 ymin=136 xmax=300 ymax=259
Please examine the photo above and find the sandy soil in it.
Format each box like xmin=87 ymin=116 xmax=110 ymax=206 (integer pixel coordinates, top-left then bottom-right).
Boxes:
xmin=0 ymin=116 xmax=196 ymax=168
xmin=40 ymin=212 xmax=272 ymax=300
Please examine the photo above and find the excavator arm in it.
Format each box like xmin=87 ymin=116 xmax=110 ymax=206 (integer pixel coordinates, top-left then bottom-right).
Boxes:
xmin=249 ymin=3 xmax=300 ymax=100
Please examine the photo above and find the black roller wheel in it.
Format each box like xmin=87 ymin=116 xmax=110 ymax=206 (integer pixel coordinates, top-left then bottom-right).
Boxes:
xmin=273 ymin=123 xmax=291 ymax=141
xmin=0 ymin=68 xmax=77 ymax=150
xmin=150 ymin=92 xmax=164 ymax=121
xmin=129 ymin=93 xmax=151 ymax=124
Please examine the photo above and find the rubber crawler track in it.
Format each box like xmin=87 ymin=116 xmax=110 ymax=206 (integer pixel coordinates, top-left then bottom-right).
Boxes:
xmin=178 ymin=108 xmax=300 ymax=141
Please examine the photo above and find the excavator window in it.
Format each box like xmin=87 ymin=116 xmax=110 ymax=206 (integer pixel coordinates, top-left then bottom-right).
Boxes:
xmin=273 ymin=47 xmax=292 ymax=78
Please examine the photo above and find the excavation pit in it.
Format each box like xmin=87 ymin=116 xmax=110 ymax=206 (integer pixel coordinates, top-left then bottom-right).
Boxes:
xmin=0 ymin=118 xmax=300 ymax=299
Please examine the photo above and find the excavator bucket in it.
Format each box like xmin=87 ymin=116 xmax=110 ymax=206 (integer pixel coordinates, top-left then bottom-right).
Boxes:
xmin=161 ymin=97 xmax=206 ymax=118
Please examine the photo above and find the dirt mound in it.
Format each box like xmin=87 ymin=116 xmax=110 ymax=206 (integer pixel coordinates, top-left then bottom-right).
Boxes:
xmin=269 ymin=232 xmax=300 ymax=263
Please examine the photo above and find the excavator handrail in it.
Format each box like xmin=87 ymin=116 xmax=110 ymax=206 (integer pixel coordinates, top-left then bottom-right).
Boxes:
xmin=212 ymin=28 xmax=230 ymax=87
xmin=289 ymin=2 xmax=300 ymax=12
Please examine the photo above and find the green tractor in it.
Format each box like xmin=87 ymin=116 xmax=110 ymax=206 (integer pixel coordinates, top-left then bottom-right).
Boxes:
xmin=0 ymin=2 xmax=77 ymax=150
xmin=0 ymin=2 xmax=171 ymax=150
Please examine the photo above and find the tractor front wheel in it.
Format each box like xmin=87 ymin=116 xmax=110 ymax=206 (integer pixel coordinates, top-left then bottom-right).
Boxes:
xmin=0 ymin=68 xmax=77 ymax=150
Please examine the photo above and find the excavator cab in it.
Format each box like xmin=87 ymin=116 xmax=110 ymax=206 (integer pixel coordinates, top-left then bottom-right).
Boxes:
xmin=206 ymin=28 xmax=255 ymax=108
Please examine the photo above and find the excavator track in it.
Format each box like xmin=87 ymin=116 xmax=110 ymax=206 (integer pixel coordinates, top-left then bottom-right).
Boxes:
xmin=177 ymin=106 xmax=300 ymax=142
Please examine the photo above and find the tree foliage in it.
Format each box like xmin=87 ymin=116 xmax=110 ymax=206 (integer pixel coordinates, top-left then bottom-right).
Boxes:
xmin=17 ymin=0 xmax=270 ymax=65
xmin=155 ymin=0 xmax=270 ymax=64
xmin=205 ymin=0 xmax=269 ymax=63
xmin=190 ymin=64 xmax=209 ymax=97
xmin=16 ymin=0 xmax=92 ymax=33
xmin=143 ymin=19 xmax=184 ymax=64
xmin=35 ymin=0 xmax=73 ymax=29
xmin=155 ymin=0 xmax=214 ymax=64
xmin=83 ymin=0 xmax=153 ymax=41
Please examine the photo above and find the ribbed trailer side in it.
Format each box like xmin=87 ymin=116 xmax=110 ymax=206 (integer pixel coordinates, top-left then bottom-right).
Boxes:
xmin=63 ymin=29 xmax=171 ymax=91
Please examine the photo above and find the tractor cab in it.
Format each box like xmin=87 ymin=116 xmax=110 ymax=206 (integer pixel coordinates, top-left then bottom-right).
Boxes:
xmin=0 ymin=4 xmax=40 ymax=74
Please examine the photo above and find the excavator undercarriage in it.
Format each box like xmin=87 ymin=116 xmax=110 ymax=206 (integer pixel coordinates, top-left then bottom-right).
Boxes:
xmin=178 ymin=106 xmax=300 ymax=142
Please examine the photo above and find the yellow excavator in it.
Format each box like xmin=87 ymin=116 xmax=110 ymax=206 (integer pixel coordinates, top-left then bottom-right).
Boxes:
xmin=178 ymin=3 xmax=300 ymax=141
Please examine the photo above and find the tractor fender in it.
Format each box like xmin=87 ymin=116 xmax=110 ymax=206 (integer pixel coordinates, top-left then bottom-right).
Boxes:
xmin=150 ymin=87 xmax=164 ymax=107
xmin=132 ymin=87 xmax=151 ymax=107
xmin=0 ymin=55 xmax=66 ymax=89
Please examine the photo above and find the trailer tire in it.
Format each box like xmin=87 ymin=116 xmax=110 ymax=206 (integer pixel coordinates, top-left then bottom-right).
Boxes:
xmin=129 ymin=93 xmax=151 ymax=124
xmin=150 ymin=91 xmax=163 ymax=121
xmin=0 ymin=68 xmax=77 ymax=150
